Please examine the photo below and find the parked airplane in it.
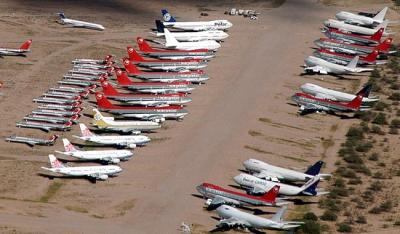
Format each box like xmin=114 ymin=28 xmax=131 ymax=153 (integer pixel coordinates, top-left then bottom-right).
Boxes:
xmin=95 ymin=92 xmax=189 ymax=121
xmin=73 ymin=123 xmax=151 ymax=149
xmin=215 ymin=205 xmax=304 ymax=231
xmin=101 ymin=81 xmax=192 ymax=106
xmin=304 ymin=56 xmax=374 ymax=75
xmin=164 ymin=28 xmax=221 ymax=51
xmin=196 ymin=183 xmax=286 ymax=209
xmin=126 ymin=47 xmax=208 ymax=71
xmin=323 ymin=27 xmax=384 ymax=45
xmin=137 ymin=37 xmax=215 ymax=60
xmin=5 ymin=134 xmax=58 ymax=147
xmin=72 ymin=55 xmax=113 ymax=65
xmin=23 ymin=114 xmax=79 ymax=125
xmin=114 ymin=69 xmax=195 ymax=94
xmin=16 ymin=120 xmax=72 ymax=132
xmin=243 ymin=159 xmax=330 ymax=182
xmin=123 ymin=59 xmax=209 ymax=83
xmin=92 ymin=109 xmax=161 ymax=133
xmin=324 ymin=19 xmax=390 ymax=36
xmin=57 ymin=13 xmax=105 ymax=31
xmin=58 ymin=80 xmax=93 ymax=87
xmin=291 ymin=91 xmax=365 ymax=115
xmin=41 ymin=154 xmax=122 ymax=181
xmin=234 ymin=173 xmax=328 ymax=196
xmin=32 ymin=108 xmax=82 ymax=118
xmin=56 ymin=138 xmax=133 ymax=164
xmin=161 ymin=9 xmax=233 ymax=31
xmin=313 ymin=49 xmax=385 ymax=66
xmin=0 ymin=39 xmax=32 ymax=57
xmin=336 ymin=7 xmax=388 ymax=26
xmin=38 ymin=103 xmax=82 ymax=111
xmin=314 ymin=37 xmax=393 ymax=55
xmin=154 ymin=20 xmax=229 ymax=41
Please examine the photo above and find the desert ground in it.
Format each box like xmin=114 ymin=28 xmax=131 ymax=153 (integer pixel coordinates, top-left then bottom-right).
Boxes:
xmin=0 ymin=0 xmax=399 ymax=233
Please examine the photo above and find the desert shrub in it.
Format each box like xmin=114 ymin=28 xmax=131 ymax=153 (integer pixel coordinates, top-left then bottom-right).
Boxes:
xmin=356 ymin=215 xmax=367 ymax=224
xmin=389 ymin=127 xmax=398 ymax=134
xmin=372 ymin=113 xmax=387 ymax=125
xmin=380 ymin=201 xmax=393 ymax=212
xmin=319 ymin=198 xmax=342 ymax=212
xmin=374 ymin=101 xmax=389 ymax=111
xmin=320 ymin=210 xmax=337 ymax=221
xmin=368 ymin=181 xmax=384 ymax=191
xmin=354 ymin=111 xmax=376 ymax=122
xmin=348 ymin=177 xmax=362 ymax=185
xmin=390 ymin=92 xmax=400 ymax=101
xmin=344 ymin=154 xmax=363 ymax=164
xmin=369 ymin=206 xmax=382 ymax=214
xmin=329 ymin=187 xmax=349 ymax=198
xmin=337 ymin=222 xmax=352 ymax=233
xmin=362 ymin=190 xmax=374 ymax=202
xmin=390 ymin=119 xmax=400 ymax=128
xmin=299 ymin=220 xmax=321 ymax=234
xmin=346 ymin=127 xmax=364 ymax=141
xmin=390 ymin=83 xmax=400 ymax=90
xmin=370 ymin=125 xmax=384 ymax=135
xmin=355 ymin=142 xmax=373 ymax=152
xmin=394 ymin=220 xmax=400 ymax=226
xmin=303 ymin=212 xmax=318 ymax=221
xmin=368 ymin=152 xmax=379 ymax=161
xmin=372 ymin=172 xmax=385 ymax=179
xmin=370 ymin=68 xmax=381 ymax=79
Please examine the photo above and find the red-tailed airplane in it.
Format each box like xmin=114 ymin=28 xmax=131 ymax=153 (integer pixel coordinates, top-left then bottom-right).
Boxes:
xmin=314 ymin=49 xmax=384 ymax=66
xmin=0 ymin=39 xmax=32 ymax=57
xmin=323 ymin=27 xmax=384 ymax=45
xmin=136 ymin=37 xmax=215 ymax=60
xmin=196 ymin=183 xmax=288 ymax=210
xmin=314 ymin=37 xmax=393 ymax=55
xmin=291 ymin=91 xmax=366 ymax=115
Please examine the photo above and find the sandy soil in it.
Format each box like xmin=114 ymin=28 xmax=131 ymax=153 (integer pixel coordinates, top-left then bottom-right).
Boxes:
xmin=0 ymin=0 xmax=398 ymax=233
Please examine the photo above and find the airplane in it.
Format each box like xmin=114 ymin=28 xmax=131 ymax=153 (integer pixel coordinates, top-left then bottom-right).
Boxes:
xmin=57 ymin=12 xmax=105 ymax=31
xmin=313 ymin=49 xmax=385 ymax=66
xmin=43 ymin=91 xmax=84 ymax=100
xmin=5 ymin=134 xmax=58 ymax=147
xmin=95 ymin=92 xmax=189 ymax=121
xmin=55 ymin=138 xmax=133 ymax=164
xmin=122 ymin=58 xmax=209 ymax=83
xmin=73 ymin=123 xmax=151 ymax=149
xmin=126 ymin=47 xmax=208 ymax=71
xmin=58 ymin=80 xmax=93 ymax=87
xmin=32 ymin=108 xmax=82 ymax=118
xmin=314 ymin=37 xmax=393 ymax=55
xmin=114 ymin=69 xmax=195 ymax=94
xmin=243 ymin=159 xmax=331 ymax=182
xmin=41 ymin=154 xmax=122 ymax=181
xmin=164 ymin=28 xmax=221 ymax=51
xmin=323 ymin=27 xmax=384 ymax=45
xmin=0 ymin=39 xmax=32 ymax=57
xmin=154 ymin=20 xmax=229 ymax=42
xmin=300 ymin=83 xmax=378 ymax=106
xmin=233 ymin=173 xmax=328 ymax=196
xmin=38 ymin=103 xmax=83 ymax=111
xmin=92 ymin=108 xmax=161 ymax=133
xmin=101 ymin=81 xmax=192 ymax=106
xmin=49 ymin=85 xmax=95 ymax=94
xmin=323 ymin=19 xmax=391 ymax=36
xmin=137 ymin=37 xmax=215 ymax=60
xmin=33 ymin=96 xmax=81 ymax=105
xmin=304 ymin=55 xmax=374 ymax=75
xmin=72 ymin=55 xmax=113 ymax=65
xmin=16 ymin=120 xmax=73 ymax=132
xmin=336 ymin=7 xmax=388 ymax=26
xmin=291 ymin=91 xmax=365 ymax=115
xmin=161 ymin=9 xmax=233 ymax=31
xmin=196 ymin=183 xmax=287 ymax=209
xmin=23 ymin=114 xmax=79 ymax=124
xmin=69 ymin=68 xmax=108 ymax=76
xmin=215 ymin=205 xmax=304 ymax=232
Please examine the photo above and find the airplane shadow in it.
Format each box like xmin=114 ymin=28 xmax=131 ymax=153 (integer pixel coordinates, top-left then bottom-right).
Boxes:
xmin=37 ymin=172 xmax=97 ymax=184
xmin=286 ymin=198 xmax=319 ymax=206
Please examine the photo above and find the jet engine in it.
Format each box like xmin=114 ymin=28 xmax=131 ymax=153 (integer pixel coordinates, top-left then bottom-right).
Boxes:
xmin=128 ymin=143 xmax=137 ymax=149
xmin=110 ymin=158 xmax=120 ymax=164
xmin=98 ymin=174 xmax=109 ymax=180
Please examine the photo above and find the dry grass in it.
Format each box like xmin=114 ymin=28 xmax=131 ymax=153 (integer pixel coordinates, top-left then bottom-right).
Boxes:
xmin=65 ymin=205 xmax=89 ymax=214
xmin=38 ymin=181 xmax=63 ymax=203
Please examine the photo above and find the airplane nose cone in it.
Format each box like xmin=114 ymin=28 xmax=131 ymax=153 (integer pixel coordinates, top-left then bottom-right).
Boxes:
xmin=243 ymin=159 xmax=252 ymax=169
xmin=233 ymin=175 xmax=243 ymax=184
xmin=323 ymin=20 xmax=330 ymax=27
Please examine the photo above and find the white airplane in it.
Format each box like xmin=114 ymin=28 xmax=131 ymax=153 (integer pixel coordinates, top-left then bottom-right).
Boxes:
xmin=55 ymin=138 xmax=133 ymax=164
xmin=153 ymin=20 xmax=229 ymax=42
xmin=161 ymin=9 xmax=232 ymax=31
xmin=300 ymin=83 xmax=379 ymax=105
xmin=57 ymin=13 xmax=105 ymax=31
xmin=304 ymin=55 xmax=374 ymax=75
xmin=324 ymin=19 xmax=390 ymax=36
xmin=336 ymin=7 xmax=388 ymax=26
xmin=73 ymin=123 xmax=150 ymax=149
xmin=0 ymin=39 xmax=32 ymax=57
xmin=41 ymin=154 xmax=122 ymax=181
xmin=92 ymin=109 xmax=161 ymax=133
xmin=243 ymin=159 xmax=331 ymax=182
xmin=234 ymin=173 xmax=328 ymax=196
xmin=164 ymin=29 xmax=221 ymax=51
xmin=215 ymin=205 xmax=304 ymax=231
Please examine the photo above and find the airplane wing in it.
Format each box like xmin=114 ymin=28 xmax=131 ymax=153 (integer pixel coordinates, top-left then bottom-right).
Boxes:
xmin=25 ymin=142 xmax=36 ymax=147
xmin=298 ymin=103 xmax=328 ymax=115
xmin=88 ymin=173 xmax=108 ymax=180
xmin=249 ymin=185 xmax=267 ymax=195
xmin=304 ymin=65 xmax=328 ymax=74
xmin=255 ymin=170 xmax=283 ymax=182
xmin=209 ymin=196 xmax=227 ymax=207
xmin=315 ymin=93 xmax=337 ymax=101
xmin=344 ymin=19 xmax=365 ymax=26
xmin=218 ymin=217 xmax=251 ymax=228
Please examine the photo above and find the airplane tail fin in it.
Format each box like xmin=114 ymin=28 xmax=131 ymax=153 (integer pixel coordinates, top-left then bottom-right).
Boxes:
xmin=115 ymin=67 xmax=134 ymax=84
xmin=127 ymin=47 xmax=144 ymax=61
xmin=79 ymin=123 xmax=95 ymax=137
xmin=161 ymin=9 xmax=176 ymax=22
xmin=271 ymin=206 xmax=287 ymax=223
xmin=305 ymin=161 xmax=324 ymax=176
xmin=373 ymin=7 xmax=388 ymax=23
xmin=370 ymin=28 xmax=384 ymax=41
xmin=101 ymin=81 xmax=120 ymax=96
xmin=346 ymin=56 xmax=359 ymax=69
xmin=137 ymin=37 xmax=155 ymax=52
xmin=19 ymin=39 xmax=32 ymax=50
xmin=356 ymin=84 xmax=372 ymax=97
xmin=155 ymin=20 xmax=165 ymax=33
xmin=164 ymin=28 xmax=179 ymax=47
xmin=62 ymin=138 xmax=78 ymax=152
xmin=95 ymin=92 xmax=114 ymax=109
xmin=375 ymin=20 xmax=388 ymax=30
xmin=57 ymin=12 xmax=66 ymax=19
xmin=49 ymin=154 xmax=65 ymax=168
xmin=49 ymin=134 xmax=59 ymax=142
xmin=363 ymin=50 xmax=379 ymax=63
xmin=261 ymin=185 xmax=280 ymax=203
xmin=122 ymin=59 xmax=141 ymax=75
xmin=375 ymin=38 xmax=392 ymax=52
xmin=92 ymin=108 xmax=109 ymax=128
xmin=300 ymin=176 xmax=320 ymax=196
xmin=346 ymin=94 xmax=363 ymax=109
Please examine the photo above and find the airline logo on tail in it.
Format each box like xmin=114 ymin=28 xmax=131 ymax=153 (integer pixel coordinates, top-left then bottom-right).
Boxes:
xmin=161 ymin=9 xmax=175 ymax=22
xmin=49 ymin=154 xmax=64 ymax=168
xmin=80 ymin=123 xmax=94 ymax=137
xmin=63 ymin=139 xmax=77 ymax=152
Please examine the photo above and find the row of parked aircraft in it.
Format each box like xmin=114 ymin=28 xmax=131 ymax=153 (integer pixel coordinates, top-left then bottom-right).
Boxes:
xmin=195 ymin=159 xmax=331 ymax=232
xmin=292 ymin=7 xmax=391 ymax=115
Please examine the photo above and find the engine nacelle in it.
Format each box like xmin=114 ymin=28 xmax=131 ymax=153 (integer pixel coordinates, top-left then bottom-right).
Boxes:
xmin=110 ymin=158 xmax=120 ymax=164
xmin=128 ymin=143 xmax=137 ymax=149
xmin=205 ymin=198 xmax=213 ymax=206
xmin=98 ymin=174 xmax=109 ymax=180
